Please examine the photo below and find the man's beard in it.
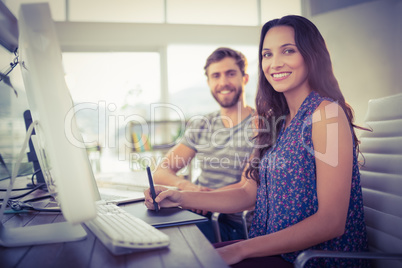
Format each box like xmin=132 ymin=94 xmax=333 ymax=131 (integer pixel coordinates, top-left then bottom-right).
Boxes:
xmin=212 ymin=86 xmax=243 ymax=108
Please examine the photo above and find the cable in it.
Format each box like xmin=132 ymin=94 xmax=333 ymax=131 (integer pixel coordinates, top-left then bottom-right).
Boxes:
xmin=0 ymin=120 xmax=38 ymax=221
xmin=23 ymin=194 xmax=53 ymax=203
xmin=30 ymin=169 xmax=44 ymax=187
xmin=3 ymin=209 xmax=32 ymax=214
xmin=7 ymin=200 xmax=60 ymax=213
xmin=0 ymin=183 xmax=46 ymax=201
xmin=5 ymin=192 xmax=59 ymax=213
xmin=0 ymin=186 xmax=37 ymax=191
xmin=0 ymin=170 xmax=45 ymax=191
xmin=0 ymin=172 xmax=46 ymax=191
xmin=1 ymin=193 xmax=58 ymax=214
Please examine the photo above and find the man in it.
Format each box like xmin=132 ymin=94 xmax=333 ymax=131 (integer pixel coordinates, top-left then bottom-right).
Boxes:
xmin=153 ymin=47 xmax=254 ymax=242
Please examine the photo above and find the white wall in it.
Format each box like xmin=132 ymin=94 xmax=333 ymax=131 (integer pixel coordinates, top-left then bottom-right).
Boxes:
xmin=54 ymin=0 xmax=402 ymax=127
xmin=307 ymin=0 xmax=402 ymax=127
xmin=55 ymin=22 xmax=261 ymax=51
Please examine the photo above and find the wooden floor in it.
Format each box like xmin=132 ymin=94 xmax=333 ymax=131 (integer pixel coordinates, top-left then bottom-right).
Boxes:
xmin=0 ymin=177 xmax=229 ymax=268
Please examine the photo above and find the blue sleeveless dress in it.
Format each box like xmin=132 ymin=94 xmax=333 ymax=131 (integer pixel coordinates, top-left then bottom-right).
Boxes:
xmin=248 ymin=91 xmax=368 ymax=267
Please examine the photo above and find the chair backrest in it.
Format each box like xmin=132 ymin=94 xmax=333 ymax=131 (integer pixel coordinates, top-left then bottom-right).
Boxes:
xmin=359 ymin=93 xmax=402 ymax=267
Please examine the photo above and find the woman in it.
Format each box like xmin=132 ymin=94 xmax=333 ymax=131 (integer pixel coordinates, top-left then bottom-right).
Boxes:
xmin=145 ymin=15 xmax=368 ymax=267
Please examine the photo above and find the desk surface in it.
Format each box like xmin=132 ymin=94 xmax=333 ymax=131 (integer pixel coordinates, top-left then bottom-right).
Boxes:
xmin=0 ymin=178 xmax=229 ymax=268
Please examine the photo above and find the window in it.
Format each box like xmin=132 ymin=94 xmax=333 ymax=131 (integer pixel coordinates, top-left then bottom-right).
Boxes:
xmin=4 ymin=0 xmax=302 ymax=25
xmin=69 ymin=0 xmax=164 ymax=23
xmin=4 ymin=0 xmax=66 ymax=21
xmin=62 ymin=52 xmax=160 ymax=171
xmin=166 ymin=0 xmax=259 ymax=26
xmin=167 ymin=44 xmax=258 ymax=119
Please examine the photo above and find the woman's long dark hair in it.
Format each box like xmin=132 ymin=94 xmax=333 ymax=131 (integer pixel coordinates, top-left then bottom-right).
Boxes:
xmin=246 ymin=15 xmax=361 ymax=184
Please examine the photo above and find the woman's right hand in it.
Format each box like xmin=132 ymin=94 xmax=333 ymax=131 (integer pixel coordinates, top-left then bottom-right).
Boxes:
xmin=144 ymin=185 xmax=182 ymax=210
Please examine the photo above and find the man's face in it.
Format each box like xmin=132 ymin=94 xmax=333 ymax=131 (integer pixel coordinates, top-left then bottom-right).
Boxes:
xmin=207 ymin=57 xmax=248 ymax=108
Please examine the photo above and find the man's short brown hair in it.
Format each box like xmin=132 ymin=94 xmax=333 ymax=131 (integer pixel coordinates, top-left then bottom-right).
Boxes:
xmin=204 ymin=47 xmax=248 ymax=77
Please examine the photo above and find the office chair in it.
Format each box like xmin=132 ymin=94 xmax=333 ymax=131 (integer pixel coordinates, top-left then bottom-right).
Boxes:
xmin=211 ymin=210 xmax=254 ymax=243
xmin=294 ymin=93 xmax=402 ymax=267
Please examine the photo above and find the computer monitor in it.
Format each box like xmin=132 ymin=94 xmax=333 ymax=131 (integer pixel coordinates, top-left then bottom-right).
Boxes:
xmin=0 ymin=1 xmax=18 ymax=53
xmin=0 ymin=3 xmax=97 ymax=247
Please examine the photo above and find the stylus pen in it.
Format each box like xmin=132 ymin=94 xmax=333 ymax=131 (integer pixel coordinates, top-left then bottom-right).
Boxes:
xmin=146 ymin=166 xmax=159 ymax=212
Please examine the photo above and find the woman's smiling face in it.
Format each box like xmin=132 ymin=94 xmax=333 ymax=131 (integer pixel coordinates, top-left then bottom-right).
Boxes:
xmin=261 ymin=25 xmax=310 ymax=96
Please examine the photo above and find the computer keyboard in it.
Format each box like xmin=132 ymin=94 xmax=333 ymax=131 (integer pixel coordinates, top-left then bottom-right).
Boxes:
xmin=85 ymin=201 xmax=170 ymax=255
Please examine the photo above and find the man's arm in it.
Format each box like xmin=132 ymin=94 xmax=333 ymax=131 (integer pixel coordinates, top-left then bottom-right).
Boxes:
xmin=217 ymin=171 xmax=248 ymax=190
xmin=153 ymin=143 xmax=206 ymax=191
xmin=215 ymin=165 xmax=255 ymax=211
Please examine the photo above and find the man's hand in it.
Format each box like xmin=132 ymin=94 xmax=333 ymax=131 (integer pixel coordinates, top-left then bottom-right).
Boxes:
xmin=177 ymin=180 xmax=212 ymax=191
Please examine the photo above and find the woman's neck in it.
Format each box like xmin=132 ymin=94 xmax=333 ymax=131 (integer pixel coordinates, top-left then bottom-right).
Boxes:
xmin=284 ymin=88 xmax=312 ymax=121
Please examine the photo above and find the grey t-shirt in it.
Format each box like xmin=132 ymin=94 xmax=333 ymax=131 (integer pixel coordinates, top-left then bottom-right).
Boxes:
xmin=181 ymin=110 xmax=255 ymax=189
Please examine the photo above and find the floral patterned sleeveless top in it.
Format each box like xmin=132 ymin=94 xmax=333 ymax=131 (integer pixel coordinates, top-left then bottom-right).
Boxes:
xmin=248 ymin=91 xmax=368 ymax=267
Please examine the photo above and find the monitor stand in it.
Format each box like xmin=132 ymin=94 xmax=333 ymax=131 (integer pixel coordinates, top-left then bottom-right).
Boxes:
xmin=0 ymin=222 xmax=87 ymax=247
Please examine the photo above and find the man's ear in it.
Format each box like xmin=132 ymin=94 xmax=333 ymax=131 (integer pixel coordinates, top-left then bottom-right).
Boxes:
xmin=243 ymin=73 xmax=249 ymax=85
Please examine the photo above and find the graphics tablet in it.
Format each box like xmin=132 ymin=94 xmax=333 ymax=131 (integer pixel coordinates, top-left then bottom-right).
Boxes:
xmin=121 ymin=202 xmax=207 ymax=228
